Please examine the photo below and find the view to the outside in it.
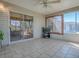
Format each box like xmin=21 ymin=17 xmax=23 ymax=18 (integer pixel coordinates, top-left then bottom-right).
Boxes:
xmin=47 ymin=16 xmax=62 ymax=34
xmin=11 ymin=20 xmax=21 ymax=31
xmin=10 ymin=12 xmax=33 ymax=42
xmin=64 ymin=11 xmax=79 ymax=34
xmin=10 ymin=19 xmax=33 ymax=41
xmin=47 ymin=11 xmax=79 ymax=34
xmin=10 ymin=20 xmax=22 ymax=41
xmin=64 ymin=12 xmax=75 ymax=33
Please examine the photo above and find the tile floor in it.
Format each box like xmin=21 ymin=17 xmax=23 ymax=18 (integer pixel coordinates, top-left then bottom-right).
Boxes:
xmin=0 ymin=38 xmax=79 ymax=58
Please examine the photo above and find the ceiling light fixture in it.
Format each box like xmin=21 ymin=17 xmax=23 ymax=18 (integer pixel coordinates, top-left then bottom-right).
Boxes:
xmin=40 ymin=0 xmax=61 ymax=8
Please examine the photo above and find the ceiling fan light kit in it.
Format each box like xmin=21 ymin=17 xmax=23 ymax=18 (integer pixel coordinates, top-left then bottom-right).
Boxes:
xmin=40 ymin=0 xmax=61 ymax=8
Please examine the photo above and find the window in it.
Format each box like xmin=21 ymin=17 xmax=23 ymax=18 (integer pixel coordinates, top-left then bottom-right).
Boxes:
xmin=47 ymin=15 xmax=63 ymax=35
xmin=64 ymin=11 xmax=79 ymax=34
xmin=77 ymin=11 xmax=79 ymax=32
xmin=64 ymin=12 xmax=75 ymax=33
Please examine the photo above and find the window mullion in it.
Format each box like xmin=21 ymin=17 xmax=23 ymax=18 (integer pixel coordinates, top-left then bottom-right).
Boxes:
xmin=75 ymin=12 xmax=77 ymax=32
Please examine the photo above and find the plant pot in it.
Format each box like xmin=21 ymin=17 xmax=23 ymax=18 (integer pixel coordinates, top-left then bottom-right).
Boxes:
xmin=0 ymin=40 xmax=2 ymax=48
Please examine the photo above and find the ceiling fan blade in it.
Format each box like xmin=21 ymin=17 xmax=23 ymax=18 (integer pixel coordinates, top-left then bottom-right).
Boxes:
xmin=33 ymin=0 xmax=42 ymax=6
xmin=47 ymin=0 xmax=61 ymax=4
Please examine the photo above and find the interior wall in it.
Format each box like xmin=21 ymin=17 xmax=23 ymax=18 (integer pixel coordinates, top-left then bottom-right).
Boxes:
xmin=0 ymin=1 xmax=45 ymax=45
xmin=50 ymin=34 xmax=79 ymax=43
xmin=0 ymin=5 xmax=10 ymax=45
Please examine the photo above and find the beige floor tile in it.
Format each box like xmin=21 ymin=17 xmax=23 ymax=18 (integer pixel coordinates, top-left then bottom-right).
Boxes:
xmin=0 ymin=38 xmax=79 ymax=58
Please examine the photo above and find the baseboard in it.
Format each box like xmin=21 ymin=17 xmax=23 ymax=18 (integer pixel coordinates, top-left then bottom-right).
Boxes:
xmin=10 ymin=38 xmax=40 ymax=45
xmin=50 ymin=37 xmax=79 ymax=43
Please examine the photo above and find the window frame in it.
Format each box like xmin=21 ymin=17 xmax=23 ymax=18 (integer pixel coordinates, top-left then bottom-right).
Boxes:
xmin=46 ymin=15 xmax=64 ymax=35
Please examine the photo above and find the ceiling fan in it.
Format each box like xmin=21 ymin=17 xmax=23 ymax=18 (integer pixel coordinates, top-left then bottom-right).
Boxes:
xmin=39 ymin=0 xmax=61 ymax=8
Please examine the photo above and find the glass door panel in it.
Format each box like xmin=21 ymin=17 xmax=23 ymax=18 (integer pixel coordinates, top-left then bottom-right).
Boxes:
xmin=23 ymin=20 xmax=33 ymax=39
xmin=10 ymin=19 xmax=21 ymax=41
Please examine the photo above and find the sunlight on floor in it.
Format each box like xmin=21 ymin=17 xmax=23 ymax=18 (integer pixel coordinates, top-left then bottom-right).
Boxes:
xmin=69 ymin=42 xmax=79 ymax=49
xmin=76 ymin=32 xmax=79 ymax=34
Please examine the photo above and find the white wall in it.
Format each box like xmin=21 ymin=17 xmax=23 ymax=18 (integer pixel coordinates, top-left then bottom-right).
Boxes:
xmin=51 ymin=34 xmax=79 ymax=43
xmin=0 ymin=6 xmax=10 ymax=45
xmin=0 ymin=1 xmax=45 ymax=45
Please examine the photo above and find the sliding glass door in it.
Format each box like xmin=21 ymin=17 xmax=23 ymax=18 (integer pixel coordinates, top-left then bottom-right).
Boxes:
xmin=10 ymin=12 xmax=33 ymax=42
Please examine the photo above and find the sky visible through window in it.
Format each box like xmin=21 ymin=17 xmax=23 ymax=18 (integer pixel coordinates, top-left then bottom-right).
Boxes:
xmin=64 ymin=12 xmax=75 ymax=22
xmin=11 ymin=20 xmax=20 ymax=26
xmin=64 ymin=11 xmax=79 ymax=33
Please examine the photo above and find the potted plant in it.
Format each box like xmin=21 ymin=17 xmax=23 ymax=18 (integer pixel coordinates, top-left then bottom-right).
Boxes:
xmin=0 ymin=30 xmax=4 ymax=48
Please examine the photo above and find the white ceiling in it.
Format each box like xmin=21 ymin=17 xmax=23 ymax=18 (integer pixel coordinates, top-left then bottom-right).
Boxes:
xmin=2 ymin=0 xmax=79 ymax=15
